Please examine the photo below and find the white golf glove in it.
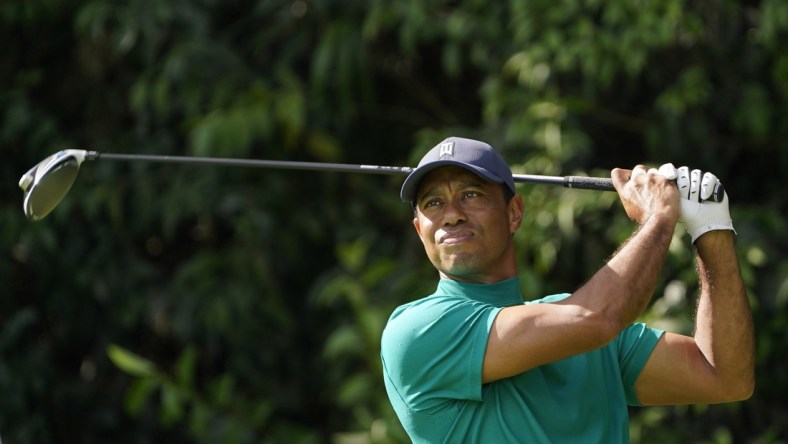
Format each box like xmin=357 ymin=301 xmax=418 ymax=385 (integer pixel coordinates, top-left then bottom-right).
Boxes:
xmin=657 ymin=163 xmax=736 ymax=243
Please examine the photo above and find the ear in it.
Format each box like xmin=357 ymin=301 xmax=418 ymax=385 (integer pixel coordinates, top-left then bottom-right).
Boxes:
xmin=413 ymin=216 xmax=423 ymax=239
xmin=508 ymin=195 xmax=524 ymax=234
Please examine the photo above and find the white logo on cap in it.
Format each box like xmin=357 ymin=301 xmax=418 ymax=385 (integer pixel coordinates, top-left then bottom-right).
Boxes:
xmin=439 ymin=142 xmax=454 ymax=158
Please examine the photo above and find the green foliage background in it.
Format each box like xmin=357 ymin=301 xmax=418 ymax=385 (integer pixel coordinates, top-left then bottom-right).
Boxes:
xmin=2 ymin=1 xmax=786 ymax=442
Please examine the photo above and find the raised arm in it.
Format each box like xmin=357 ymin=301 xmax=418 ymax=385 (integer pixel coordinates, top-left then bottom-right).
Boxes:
xmin=635 ymin=166 xmax=754 ymax=404
xmin=482 ymin=166 xmax=680 ymax=383
xmin=635 ymin=231 xmax=755 ymax=404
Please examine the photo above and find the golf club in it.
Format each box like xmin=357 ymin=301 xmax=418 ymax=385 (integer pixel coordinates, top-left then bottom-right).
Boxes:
xmin=20 ymin=149 xmax=710 ymax=221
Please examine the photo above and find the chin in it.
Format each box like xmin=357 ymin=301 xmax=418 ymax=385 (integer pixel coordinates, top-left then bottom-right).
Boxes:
xmin=439 ymin=260 xmax=481 ymax=277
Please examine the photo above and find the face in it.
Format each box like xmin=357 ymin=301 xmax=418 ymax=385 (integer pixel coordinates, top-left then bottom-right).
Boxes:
xmin=412 ymin=166 xmax=524 ymax=283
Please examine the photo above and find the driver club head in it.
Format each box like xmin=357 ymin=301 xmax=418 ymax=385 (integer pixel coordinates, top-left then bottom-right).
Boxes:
xmin=19 ymin=150 xmax=87 ymax=221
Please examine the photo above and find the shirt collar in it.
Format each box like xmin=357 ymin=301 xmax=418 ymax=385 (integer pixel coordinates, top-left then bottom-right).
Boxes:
xmin=435 ymin=277 xmax=523 ymax=307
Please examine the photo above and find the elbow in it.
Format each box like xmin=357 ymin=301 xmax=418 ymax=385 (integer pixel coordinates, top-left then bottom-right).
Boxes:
xmin=740 ymin=381 xmax=756 ymax=401
xmin=727 ymin=360 xmax=756 ymax=402
xmin=563 ymin=292 xmax=634 ymax=349
xmin=716 ymin=382 xmax=754 ymax=404
xmin=576 ymin=309 xmax=624 ymax=349
xmin=712 ymin=371 xmax=755 ymax=403
xmin=730 ymin=375 xmax=756 ymax=402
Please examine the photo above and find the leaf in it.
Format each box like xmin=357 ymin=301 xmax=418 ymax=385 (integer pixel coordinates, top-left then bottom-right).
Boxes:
xmin=107 ymin=344 xmax=158 ymax=377
xmin=337 ymin=238 xmax=368 ymax=273
xmin=124 ymin=377 xmax=159 ymax=415
xmin=160 ymin=382 xmax=184 ymax=425
xmin=208 ymin=374 xmax=236 ymax=409
xmin=337 ymin=373 xmax=371 ymax=407
xmin=323 ymin=325 xmax=363 ymax=359
xmin=188 ymin=403 xmax=212 ymax=438
xmin=175 ymin=345 xmax=198 ymax=388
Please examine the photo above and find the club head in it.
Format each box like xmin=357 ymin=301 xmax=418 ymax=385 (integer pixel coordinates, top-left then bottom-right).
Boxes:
xmin=19 ymin=150 xmax=87 ymax=221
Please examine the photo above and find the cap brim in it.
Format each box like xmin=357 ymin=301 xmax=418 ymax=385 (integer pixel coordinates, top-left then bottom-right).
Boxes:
xmin=400 ymin=160 xmax=506 ymax=203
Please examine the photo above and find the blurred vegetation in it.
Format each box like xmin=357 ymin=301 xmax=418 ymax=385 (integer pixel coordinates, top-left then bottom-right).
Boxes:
xmin=1 ymin=0 xmax=786 ymax=443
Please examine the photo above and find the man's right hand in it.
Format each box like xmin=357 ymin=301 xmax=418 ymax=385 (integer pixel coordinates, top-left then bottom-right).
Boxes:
xmin=611 ymin=165 xmax=680 ymax=226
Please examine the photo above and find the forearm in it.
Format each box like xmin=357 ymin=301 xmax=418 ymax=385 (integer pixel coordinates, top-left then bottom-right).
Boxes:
xmin=484 ymin=215 xmax=677 ymax=381
xmin=693 ymin=231 xmax=755 ymax=398
xmin=571 ymin=214 xmax=676 ymax=333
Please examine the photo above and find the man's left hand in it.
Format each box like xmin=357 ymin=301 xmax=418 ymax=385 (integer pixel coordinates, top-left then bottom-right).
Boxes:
xmin=658 ymin=163 xmax=736 ymax=243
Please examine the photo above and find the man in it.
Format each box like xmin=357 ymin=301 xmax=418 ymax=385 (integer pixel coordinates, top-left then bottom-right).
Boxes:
xmin=381 ymin=137 xmax=754 ymax=443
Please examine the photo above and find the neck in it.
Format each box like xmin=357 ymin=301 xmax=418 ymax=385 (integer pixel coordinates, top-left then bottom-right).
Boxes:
xmin=438 ymin=268 xmax=517 ymax=284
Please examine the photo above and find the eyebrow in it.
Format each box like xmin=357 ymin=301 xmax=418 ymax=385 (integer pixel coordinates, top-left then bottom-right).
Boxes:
xmin=416 ymin=178 xmax=488 ymax=202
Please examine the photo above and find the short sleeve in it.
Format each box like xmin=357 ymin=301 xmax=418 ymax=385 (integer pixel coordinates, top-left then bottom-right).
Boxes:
xmin=381 ymin=296 xmax=501 ymax=414
xmin=617 ymin=322 xmax=664 ymax=406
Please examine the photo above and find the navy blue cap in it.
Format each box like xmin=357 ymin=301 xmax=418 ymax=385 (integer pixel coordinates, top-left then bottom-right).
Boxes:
xmin=400 ymin=137 xmax=515 ymax=203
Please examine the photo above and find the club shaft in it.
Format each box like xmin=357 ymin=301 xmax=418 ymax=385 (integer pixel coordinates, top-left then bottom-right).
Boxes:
xmin=90 ymin=151 xmax=415 ymax=175
xmin=88 ymin=151 xmax=615 ymax=192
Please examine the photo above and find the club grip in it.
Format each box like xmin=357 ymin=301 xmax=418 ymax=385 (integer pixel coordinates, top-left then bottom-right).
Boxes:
xmin=563 ymin=176 xmax=615 ymax=192
xmin=562 ymin=175 xmax=724 ymax=202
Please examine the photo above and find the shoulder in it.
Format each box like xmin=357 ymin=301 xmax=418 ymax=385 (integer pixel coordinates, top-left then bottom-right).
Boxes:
xmin=382 ymin=294 xmax=501 ymax=354
xmin=384 ymin=294 xmax=491 ymax=337
xmin=388 ymin=294 xmax=474 ymax=321
xmin=525 ymin=293 xmax=572 ymax=304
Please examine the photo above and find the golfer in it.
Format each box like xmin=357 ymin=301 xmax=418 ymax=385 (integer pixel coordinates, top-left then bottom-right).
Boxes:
xmin=381 ymin=137 xmax=754 ymax=443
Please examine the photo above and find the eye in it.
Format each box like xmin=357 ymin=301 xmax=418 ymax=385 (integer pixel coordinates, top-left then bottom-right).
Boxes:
xmin=462 ymin=190 xmax=480 ymax=199
xmin=424 ymin=198 xmax=443 ymax=208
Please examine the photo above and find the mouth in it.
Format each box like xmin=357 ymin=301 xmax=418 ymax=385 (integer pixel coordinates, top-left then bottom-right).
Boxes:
xmin=439 ymin=230 xmax=474 ymax=245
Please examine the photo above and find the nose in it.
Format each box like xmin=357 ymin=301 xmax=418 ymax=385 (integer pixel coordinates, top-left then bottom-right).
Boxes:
xmin=442 ymin=199 xmax=467 ymax=226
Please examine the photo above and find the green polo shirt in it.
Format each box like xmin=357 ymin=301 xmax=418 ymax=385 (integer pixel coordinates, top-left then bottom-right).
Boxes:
xmin=381 ymin=277 xmax=663 ymax=443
